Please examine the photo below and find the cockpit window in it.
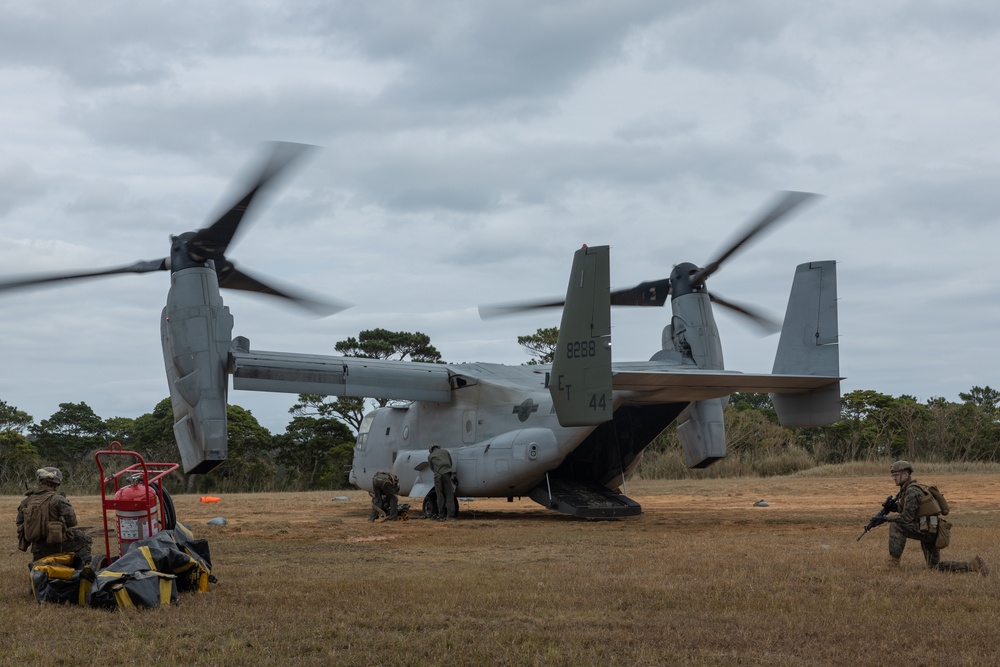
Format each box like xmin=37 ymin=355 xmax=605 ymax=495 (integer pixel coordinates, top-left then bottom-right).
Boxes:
xmin=356 ymin=412 xmax=376 ymax=451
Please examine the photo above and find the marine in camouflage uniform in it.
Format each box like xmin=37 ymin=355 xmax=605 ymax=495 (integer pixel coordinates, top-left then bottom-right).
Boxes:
xmin=882 ymin=460 xmax=987 ymax=574
xmin=15 ymin=467 xmax=92 ymax=564
xmin=369 ymin=471 xmax=399 ymax=522
xmin=428 ymin=444 xmax=457 ymax=520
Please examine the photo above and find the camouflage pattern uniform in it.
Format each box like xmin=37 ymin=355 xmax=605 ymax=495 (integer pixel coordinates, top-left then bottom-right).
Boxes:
xmin=369 ymin=471 xmax=399 ymax=521
xmin=15 ymin=468 xmax=92 ymax=564
xmin=884 ymin=461 xmax=985 ymax=574
xmin=428 ymin=444 xmax=456 ymax=520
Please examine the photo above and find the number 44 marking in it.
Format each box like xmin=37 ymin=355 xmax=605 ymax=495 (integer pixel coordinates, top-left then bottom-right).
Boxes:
xmin=589 ymin=394 xmax=607 ymax=411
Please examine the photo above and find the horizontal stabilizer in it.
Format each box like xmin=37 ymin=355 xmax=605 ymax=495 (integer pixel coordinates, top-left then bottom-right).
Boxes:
xmin=610 ymin=364 xmax=841 ymax=403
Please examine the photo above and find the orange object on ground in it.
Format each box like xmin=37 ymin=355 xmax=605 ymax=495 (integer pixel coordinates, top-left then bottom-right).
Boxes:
xmin=200 ymin=496 xmax=221 ymax=503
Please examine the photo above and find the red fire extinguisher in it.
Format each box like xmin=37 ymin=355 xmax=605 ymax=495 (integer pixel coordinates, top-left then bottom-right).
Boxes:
xmin=113 ymin=477 xmax=160 ymax=555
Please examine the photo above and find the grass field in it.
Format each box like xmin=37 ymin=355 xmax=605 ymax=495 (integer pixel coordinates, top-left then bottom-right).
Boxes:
xmin=3 ymin=472 xmax=998 ymax=666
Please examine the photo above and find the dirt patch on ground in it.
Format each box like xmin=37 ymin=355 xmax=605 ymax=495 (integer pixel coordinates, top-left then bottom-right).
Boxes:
xmin=0 ymin=474 xmax=1000 ymax=542
xmin=5 ymin=473 xmax=997 ymax=550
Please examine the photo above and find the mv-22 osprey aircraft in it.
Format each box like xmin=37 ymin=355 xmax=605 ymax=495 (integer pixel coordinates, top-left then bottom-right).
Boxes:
xmin=0 ymin=143 xmax=841 ymax=519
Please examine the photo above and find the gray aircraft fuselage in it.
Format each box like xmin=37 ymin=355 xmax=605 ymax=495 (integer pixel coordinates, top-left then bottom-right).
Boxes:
xmin=348 ymin=363 xmax=644 ymax=499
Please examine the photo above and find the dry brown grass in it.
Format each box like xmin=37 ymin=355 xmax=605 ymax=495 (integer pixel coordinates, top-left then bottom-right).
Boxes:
xmin=3 ymin=474 xmax=1000 ymax=666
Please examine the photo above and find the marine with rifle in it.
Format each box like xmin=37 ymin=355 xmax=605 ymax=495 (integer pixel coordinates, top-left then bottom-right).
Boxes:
xmin=864 ymin=460 xmax=988 ymax=574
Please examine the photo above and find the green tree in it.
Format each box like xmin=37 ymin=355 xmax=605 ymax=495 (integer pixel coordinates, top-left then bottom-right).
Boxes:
xmin=922 ymin=397 xmax=965 ymax=462
xmin=104 ymin=416 xmax=136 ymax=449
xmin=518 ymin=327 xmax=559 ymax=365
xmin=883 ymin=396 xmax=931 ymax=461
xmin=825 ymin=390 xmax=897 ymax=462
xmin=730 ymin=393 xmax=777 ymax=422
xmin=952 ymin=401 xmax=1000 ymax=462
xmin=335 ymin=328 xmax=442 ymax=364
xmin=129 ymin=398 xmax=181 ymax=464
xmin=29 ymin=402 xmax=109 ymax=475
xmin=0 ymin=399 xmax=33 ymax=433
xmin=724 ymin=408 xmax=796 ymax=456
xmin=959 ymin=386 xmax=1000 ymax=414
xmin=0 ymin=429 xmax=40 ymax=492
xmin=274 ymin=416 xmax=355 ymax=488
xmin=291 ymin=394 xmax=367 ymax=433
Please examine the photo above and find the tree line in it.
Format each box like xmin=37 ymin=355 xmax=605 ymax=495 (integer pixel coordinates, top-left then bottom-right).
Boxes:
xmin=2 ymin=326 xmax=997 ymax=493
xmin=635 ymin=387 xmax=1000 ymax=480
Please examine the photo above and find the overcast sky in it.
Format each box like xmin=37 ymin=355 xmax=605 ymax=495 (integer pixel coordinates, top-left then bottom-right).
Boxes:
xmin=1 ymin=1 xmax=998 ymax=435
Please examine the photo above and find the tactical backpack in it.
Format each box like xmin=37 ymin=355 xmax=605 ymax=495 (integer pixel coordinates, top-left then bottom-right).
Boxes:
xmin=20 ymin=491 xmax=66 ymax=546
xmin=912 ymin=482 xmax=951 ymax=549
xmin=373 ymin=471 xmax=399 ymax=492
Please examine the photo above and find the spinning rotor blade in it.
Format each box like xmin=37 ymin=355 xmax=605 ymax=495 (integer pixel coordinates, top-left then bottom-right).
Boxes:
xmin=0 ymin=259 xmax=167 ymax=294
xmin=708 ymin=292 xmax=780 ymax=335
xmin=479 ymin=192 xmax=820 ymax=331
xmin=478 ymin=297 xmax=568 ymax=319
xmin=479 ymin=277 xmax=672 ymax=319
xmin=690 ymin=190 xmax=819 ymax=288
xmin=217 ymin=262 xmax=350 ymax=316
xmin=188 ymin=142 xmax=316 ymax=261
xmin=0 ymin=142 xmax=347 ymax=317
xmin=609 ymin=278 xmax=672 ymax=307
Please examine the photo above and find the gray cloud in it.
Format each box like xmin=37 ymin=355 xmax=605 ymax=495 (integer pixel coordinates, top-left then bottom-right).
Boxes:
xmin=1 ymin=1 xmax=998 ymax=434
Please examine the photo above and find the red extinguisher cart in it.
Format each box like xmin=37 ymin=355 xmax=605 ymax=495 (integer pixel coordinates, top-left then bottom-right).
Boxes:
xmin=95 ymin=441 xmax=180 ymax=565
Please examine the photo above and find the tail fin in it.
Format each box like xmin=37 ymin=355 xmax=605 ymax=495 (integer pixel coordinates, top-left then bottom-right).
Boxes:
xmin=770 ymin=260 xmax=841 ymax=427
xmin=549 ymin=245 xmax=613 ymax=427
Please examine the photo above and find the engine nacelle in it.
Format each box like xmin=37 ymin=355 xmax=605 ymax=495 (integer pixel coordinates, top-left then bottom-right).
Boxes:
xmin=676 ymin=398 xmax=727 ymax=468
xmin=161 ymin=266 xmax=232 ymax=474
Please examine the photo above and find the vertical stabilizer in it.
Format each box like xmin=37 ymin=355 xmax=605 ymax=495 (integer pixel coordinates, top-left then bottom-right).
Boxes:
xmin=549 ymin=245 xmax=613 ymax=427
xmin=771 ymin=260 xmax=841 ymax=427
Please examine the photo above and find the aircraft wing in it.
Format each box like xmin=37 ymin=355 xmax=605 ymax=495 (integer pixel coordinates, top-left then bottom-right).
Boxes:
xmin=611 ymin=362 xmax=842 ymax=403
xmin=230 ymin=348 xmax=452 ymax=402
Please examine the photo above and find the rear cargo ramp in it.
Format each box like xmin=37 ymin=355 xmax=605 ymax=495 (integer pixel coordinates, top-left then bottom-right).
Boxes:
xmin=528 ymin=476 xmax=641 ymax=519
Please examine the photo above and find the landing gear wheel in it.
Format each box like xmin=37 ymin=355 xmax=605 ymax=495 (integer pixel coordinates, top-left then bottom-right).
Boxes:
xmin=423 ymin=493 xmax=439 ymax=518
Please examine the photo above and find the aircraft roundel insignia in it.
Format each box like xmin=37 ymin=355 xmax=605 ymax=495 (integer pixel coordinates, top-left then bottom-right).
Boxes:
xmin=512 ymin=398 xmax=540 ymax=422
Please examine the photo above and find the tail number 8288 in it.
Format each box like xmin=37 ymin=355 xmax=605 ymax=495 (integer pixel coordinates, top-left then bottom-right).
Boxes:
xmin=565 ymin=340 xmax=596 ymax=358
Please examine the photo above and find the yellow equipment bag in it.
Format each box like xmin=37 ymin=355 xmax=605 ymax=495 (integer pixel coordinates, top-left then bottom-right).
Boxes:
xmin=29 ymin=553 xmax=93 ymax=605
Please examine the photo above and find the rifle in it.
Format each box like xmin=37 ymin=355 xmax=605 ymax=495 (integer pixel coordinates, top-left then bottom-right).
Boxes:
xmin=857 ymin=493 xmax=900 ymax=541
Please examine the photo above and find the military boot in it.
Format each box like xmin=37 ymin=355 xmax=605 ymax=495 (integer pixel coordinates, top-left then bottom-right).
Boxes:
xmin=969 ymin=555 xmax=989 ymax=576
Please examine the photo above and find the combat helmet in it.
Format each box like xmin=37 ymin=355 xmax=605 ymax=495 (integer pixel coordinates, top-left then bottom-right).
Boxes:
xmin=890 ymin=460 xmax=914 ymax=474
xmin=36 ymin=466 xmax=63 ymax=485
